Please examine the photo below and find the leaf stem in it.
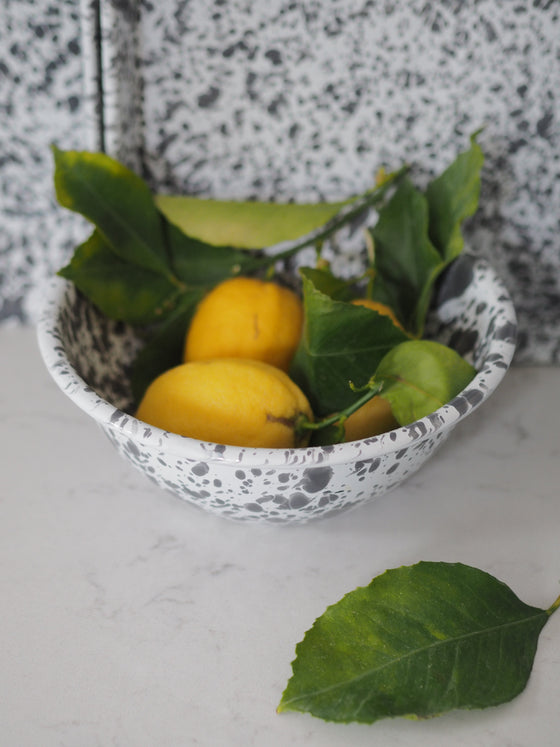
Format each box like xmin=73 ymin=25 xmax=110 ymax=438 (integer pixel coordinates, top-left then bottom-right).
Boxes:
xmin=546 ymin=591 xmax=560 ymax=616
xmin=296 ymin=380 xmax=384 ymax=439
xmin=240 ymin=166 xmax=409 ymax=274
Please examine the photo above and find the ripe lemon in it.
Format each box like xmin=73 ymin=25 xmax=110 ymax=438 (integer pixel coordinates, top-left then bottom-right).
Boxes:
xmin=343 ymin=395 xmax=398 ymax=441
xmin=351 ymin=297 xmax=404 ymax=330
xmin=184 ymin=276 xmax=303 ymax=371
xmin=136 ymin=358 xmax=313 ymax=448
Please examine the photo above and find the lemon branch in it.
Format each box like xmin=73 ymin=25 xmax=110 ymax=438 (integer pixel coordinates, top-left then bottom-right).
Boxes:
xmin=239 ymin=166 xmax=409 ymax=276
xmin=296 ymin=378 xmax=384 ymax=444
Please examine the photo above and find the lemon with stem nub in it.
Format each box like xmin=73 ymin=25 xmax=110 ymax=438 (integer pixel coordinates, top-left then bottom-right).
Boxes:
xmin=184 ymin=276 xmax=303 ymax=372
xmin=136 ymin=358 xmax=313 ymax=448
xmin=342 ymin=395 xmax=399 ymax=441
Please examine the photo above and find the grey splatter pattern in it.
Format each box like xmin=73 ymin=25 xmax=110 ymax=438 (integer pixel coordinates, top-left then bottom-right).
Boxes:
xmin=2 ymin=0 xmax=559 ymax=366
xmin=130 ymin=0 xmax=558 ymax=364
xmin=37 ymin=253 xmax=517 ymax=524
xmin=0 ymin=1 xmax=99 ymax=322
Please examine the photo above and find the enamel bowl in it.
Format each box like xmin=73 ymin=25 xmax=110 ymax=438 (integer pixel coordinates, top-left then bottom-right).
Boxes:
xmin=37 ymin=253 xmax=516 ymax=524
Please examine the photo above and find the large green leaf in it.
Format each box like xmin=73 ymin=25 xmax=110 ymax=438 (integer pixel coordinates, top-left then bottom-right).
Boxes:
xmin=163 ymin=218 xmax=263 ymax=286
xmin=426 ymin=135 xmax=484 ymax=262
xmin=52 ymin=147 xmax=172 ymax=278
xmin=155 ymin=168 xmax=408 ymax=250
xmin=290 ymin=270 xmax=409 ymax=416
xmin=376 ymin=340 xmax=476 ymax=425
xmin=369 ymin=178 xmax=443 ymax=337
xmin=58 ymin=230 xmax=181 ymax=325
xmin=278 ymin=561 xmax=553 ymax=724
xmin=156 ymin=194 xmax=349 ymax=249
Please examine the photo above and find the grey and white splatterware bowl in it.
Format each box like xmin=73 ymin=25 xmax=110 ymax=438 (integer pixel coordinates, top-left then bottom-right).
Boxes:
xmin=37 ymin=253 xmax=516 ymax=524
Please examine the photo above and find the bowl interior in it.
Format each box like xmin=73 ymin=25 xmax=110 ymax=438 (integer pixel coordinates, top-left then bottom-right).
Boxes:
xmin=38 ymin=253 xmax=517 ymax=465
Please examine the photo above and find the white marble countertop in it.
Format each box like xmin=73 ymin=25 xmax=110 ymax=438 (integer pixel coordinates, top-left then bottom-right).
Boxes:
xmin=2 ymin=325 xmax=560 ymax=746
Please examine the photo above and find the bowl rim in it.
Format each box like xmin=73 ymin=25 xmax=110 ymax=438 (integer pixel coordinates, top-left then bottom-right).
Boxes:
xmin=37 ymin=256 xmax=517 ymax=467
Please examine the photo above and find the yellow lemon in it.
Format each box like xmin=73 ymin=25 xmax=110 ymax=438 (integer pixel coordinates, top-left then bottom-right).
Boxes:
xmin=343 ymin=395 xmax=399 ymax=442
xmin=184 ymin=276 xmax=303 ymax=371
xmin=351 ymin=297 xmax=404 ymax=330
xmin=136 ymin=358 xmax=313 ymax=448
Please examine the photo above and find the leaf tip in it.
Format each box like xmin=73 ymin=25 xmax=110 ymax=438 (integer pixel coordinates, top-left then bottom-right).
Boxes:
xmin=470 ymin=125 xmax=486 ymax=143
xmin=276 ymin=692 xmax=291 ymax=715
xmin=50 ymin=143 xmax=66 ymax=168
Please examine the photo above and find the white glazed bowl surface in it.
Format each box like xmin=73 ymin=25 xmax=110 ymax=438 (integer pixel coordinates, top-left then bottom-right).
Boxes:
xmin=37 ymin=253 xmax=517 ymax=524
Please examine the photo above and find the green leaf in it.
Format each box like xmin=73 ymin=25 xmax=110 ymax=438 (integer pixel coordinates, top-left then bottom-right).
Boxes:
xmin=164 ymin=218 xmax=262 ymax=286
xmin=155 ymin=194 xmax=350 ymax=249
xmin=157 ymin=166 xmax=408 ymax=275
xmin=376 ymin=340 xmax=476 ymax=425
xmin=296 ymin=266 xmax=356 ymax=302
xmin=52 ymin=147 xmax=172 ymax=278
xmin=262 ymin=167 xmax=409 ymax=267
xmin=57 ymin=230 xmax=181 ymax=325
xmin=426 ymin=134 xmax=484 ymax=262
xmin=290 ymin=270 xmax=410 ymax=416
xmin=129 ymin=290 xmax=204 ymax=404
xmin=369 ymin=177 xmax=443 ymax=337
xmin=278 ymin=561 xmax=552 ymax=724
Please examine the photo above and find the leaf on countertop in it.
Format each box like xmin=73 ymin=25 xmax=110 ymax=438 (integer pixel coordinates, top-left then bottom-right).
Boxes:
xmin=376 ymin=339 xmax=477 ymax=425
xmin=278 ymin=561 xmax=556 ymax=724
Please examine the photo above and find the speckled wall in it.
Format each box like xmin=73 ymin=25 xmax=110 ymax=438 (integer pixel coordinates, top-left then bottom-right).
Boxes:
xmin=0 ymin=0 xmax=101 ymax=322
xmin=2 ymin=0 xmax=559 ymax=364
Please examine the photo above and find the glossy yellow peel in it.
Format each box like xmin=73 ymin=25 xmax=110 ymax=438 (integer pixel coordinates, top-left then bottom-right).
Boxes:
xmin=136 ymin=358 xmax=313 ymax=448
xmin=184 ymin=276 xmax=303 ymax=372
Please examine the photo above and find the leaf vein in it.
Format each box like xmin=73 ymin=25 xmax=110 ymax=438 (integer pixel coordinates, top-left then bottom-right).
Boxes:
xmin=286 ymin=612 xmax=546 ymax=707
xmin=65 ymin=167 xmax=167 ymax=274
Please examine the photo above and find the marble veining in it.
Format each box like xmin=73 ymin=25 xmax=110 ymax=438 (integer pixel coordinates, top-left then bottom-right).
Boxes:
xmin=4 ymin=323 xmax=560 ymax=743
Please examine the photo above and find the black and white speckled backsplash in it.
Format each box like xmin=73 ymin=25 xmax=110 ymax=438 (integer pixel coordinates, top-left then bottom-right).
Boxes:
xmin=0 ymin=0 xmax=104 ymax=322
xmin=2 ymin=0 xmax=559 ymax=363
